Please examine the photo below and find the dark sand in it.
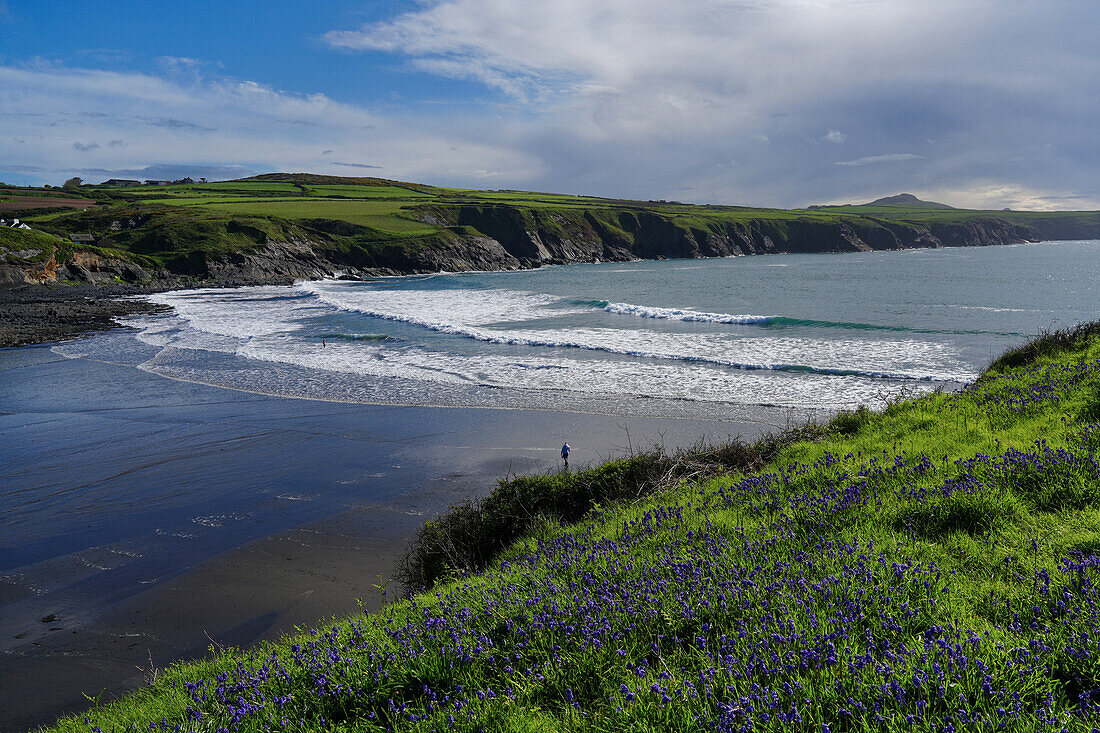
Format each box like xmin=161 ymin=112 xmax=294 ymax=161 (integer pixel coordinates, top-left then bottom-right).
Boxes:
xmin=0 ymin=344 xmax=807 ymax=731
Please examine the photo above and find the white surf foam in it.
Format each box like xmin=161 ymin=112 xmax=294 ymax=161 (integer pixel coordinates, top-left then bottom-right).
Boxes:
xmin=298 ymin=280 xmax=577 ymax=328
xmin=145 ymin=287 xmax=328 ymax=339
xmin=167 ymin=333 xmax=933 ymax=409
xmin=603 ymin=301 xmax=774 ymax=324
xmin=68 ymin=280 xmax=972 ymax=412
xmin=299 ymin=281 xmax=972 ymax=381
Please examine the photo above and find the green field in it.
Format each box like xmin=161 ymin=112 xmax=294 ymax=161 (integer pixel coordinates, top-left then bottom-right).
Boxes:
xmin=13 ymin=172 xmax=1100 ymax=281
xmin=193 ymin=199 xmax=439 ymax=234
xmin=40 ymin=173 xmax=1096 ymax=244
xmin=82 ymin=174 xmax=878 ymax=224
xmin=0 ymin=225 xmax=68 ymax=265
xmin=810 ymin=202 xmax=1100 ymax=230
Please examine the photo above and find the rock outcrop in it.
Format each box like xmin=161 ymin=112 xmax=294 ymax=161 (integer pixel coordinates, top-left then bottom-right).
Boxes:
xmin=4 ymin=204 xmax=1095 ymax=290
xmin=59 ymin=251 xmax=151 ymax=284
xmin=399 ymin=204 xmax=1046 ymax=272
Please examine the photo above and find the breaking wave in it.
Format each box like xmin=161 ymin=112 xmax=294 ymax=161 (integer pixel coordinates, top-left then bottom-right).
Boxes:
xmin=601 ymin=301 xmax=775 ymax=324
xmin=297 ymin=282 xmax=972 ymax=382
xmin=594 ymin=300 xmax=1019 ymax=336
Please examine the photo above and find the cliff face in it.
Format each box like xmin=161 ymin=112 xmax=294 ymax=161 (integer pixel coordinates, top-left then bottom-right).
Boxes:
xmin=923 ymin=219 xmax=1037 ymax=247
xmin=398 ymin=205 xmax=1042 ymax=271
xmin=1021 ymin=213 xmax=1100 ymax=242
xmin=0 ymin=204 xmax=1079 ymax=288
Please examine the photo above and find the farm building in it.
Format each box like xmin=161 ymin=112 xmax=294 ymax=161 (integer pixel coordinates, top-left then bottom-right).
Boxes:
xmin=102 ymin=179 xmax=141 ymax=187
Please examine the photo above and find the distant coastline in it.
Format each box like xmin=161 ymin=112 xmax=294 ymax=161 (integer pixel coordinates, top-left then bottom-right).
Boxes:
xmin=4 ymin=175 xmax=1100 ymax=347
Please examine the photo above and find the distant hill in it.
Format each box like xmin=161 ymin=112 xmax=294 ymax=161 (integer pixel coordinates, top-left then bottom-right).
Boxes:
xmin=237 ymin=172 xmax=394 ymax=186
xmin=8 ymin=174 xmax=1100 ymax=290
xmin=235 ymin=172 xmax=437 ymax=192
xmin=865 ymin=193 xmax=955 ymax=209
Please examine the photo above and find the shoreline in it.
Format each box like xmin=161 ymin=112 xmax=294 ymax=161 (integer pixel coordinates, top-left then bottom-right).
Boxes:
xmin=0 ymin=275 xmax=317 ymax=349
xmin=0 ymin=237 xmax=1066 ymax=349
xmin=0 ymin=283 xmax=171 ymax=347
xmin=0 ymin=345 xmax=791 ymax=732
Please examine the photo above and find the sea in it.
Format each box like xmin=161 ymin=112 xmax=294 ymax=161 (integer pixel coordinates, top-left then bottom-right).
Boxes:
xmin=57 ymin=239 xmax=1100 ymax=418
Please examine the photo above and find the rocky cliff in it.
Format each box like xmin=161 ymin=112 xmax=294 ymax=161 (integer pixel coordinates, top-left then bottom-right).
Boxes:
xmin=0 ymin=203 xmax=1088 ymax=288
xmin=397 ymin=204 xmax=1041 ymax=270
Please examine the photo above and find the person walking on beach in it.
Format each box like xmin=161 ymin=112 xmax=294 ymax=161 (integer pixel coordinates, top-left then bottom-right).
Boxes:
xmin=561 ymin=442 xmax=570 ymax=469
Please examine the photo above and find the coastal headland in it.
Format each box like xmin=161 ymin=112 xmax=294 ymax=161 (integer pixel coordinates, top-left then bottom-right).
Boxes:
xmin=4 ymin=175 xmax=1100 ymax=346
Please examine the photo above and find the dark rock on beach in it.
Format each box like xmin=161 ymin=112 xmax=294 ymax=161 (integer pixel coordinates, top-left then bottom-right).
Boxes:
xmin=0 ymin=284 xmax=170 ymax=348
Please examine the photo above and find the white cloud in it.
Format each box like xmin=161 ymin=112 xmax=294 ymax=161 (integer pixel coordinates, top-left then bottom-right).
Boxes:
xmin=0 ymin=64 xmax=541 ymax=186
xmin=321 ymin=0 xmax=1100 ymax=208
xmin=921 ymin=183 xmax=1093 ymax=212
xmin=837 ymin=153 xmax=921 ymax=166
xmin=4 ymin=1 xmax=1100 ymax=210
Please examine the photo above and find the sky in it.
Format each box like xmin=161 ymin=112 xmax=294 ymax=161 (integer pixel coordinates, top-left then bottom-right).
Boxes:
xmin=1 ymin=0 xmax=1098 ymax=209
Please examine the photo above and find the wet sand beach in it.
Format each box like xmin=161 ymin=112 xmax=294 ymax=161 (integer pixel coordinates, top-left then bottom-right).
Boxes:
xmin=0 ymin=344 xmax=804 ymax=731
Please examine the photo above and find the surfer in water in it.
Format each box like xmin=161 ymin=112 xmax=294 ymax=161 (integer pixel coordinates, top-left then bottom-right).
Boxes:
xmin=561 ymin=442 xmax=570 ymax=469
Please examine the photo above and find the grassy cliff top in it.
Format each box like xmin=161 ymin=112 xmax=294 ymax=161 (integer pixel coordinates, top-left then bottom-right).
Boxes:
xmin=9 ymin=175 xmax=1098 ymax=285
xmin=31 ymin=175 xmax=1099 ymax=242
xmin=0 ymin=225 xmax=70 ymax=266
xmin=49 ymin=324 xmax=1100 ymax=732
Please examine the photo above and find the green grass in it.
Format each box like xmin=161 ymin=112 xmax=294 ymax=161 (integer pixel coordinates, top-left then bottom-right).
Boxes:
xmin=44 ymin=327 xmax=1100 ymax=732
xmin=6 ymin=170 xmax=1098 ymax=304
xmin=20 ymin=172 xmax=1099 ymax=274
xmin=0 ymin=225 xmax=68 ymax=264
xmin=28 ymin=206 xmax=327 ymax=267
xmin=0 ymin=187 xmax=95 ymax=200
xmin=55 ymin=174 xmax=1100 ymax=237
xmin=181 ymin=182 xmax=303 ymax=193
xmin=809 ymin=204 xmax=1100 ymax=234
xmin=190 ymin=199 xmax=439 ymax=234
xmin=306 ymin=185 xmax=436 ymax=199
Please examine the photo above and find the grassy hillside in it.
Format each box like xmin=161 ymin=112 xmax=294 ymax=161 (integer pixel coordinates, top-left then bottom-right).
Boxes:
xmin=75 ymin=175 xmax=922 ymax=234
xmin=50 ymin=325 xmax=1100 ymax=732
xmin=0 ymin=226 xmax=72 ymax=275
xmin=72 ymin=173 xmax=1099 ymax=230
xmin=17 ymin=174 xmax=1096 ymax=273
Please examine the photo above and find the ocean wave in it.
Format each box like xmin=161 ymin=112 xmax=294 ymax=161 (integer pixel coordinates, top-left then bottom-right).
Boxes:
xmin=196 ymin=335 xmax=940 ymax=409
xmin=298 ymin=280 xmax=576 ymax=326
xmin=146 ymin=286 xmax=325 ymax=339
xmin=63 ymin=287 xmax=972 ymax=411
xmin=595 ymin=300 xmax=1018 ymax=336
xmin=602 ymin=301 xmax=775 ymax=324
xmin=596 ymin=300 xmax=900 ymax=330
xmin=126 ymin=282 xmax=976 ymax=392
xmin=285 ymin=282 xmax=974 ymax=382
xmin=930 ymin=304 xmax=1039 ymax=313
